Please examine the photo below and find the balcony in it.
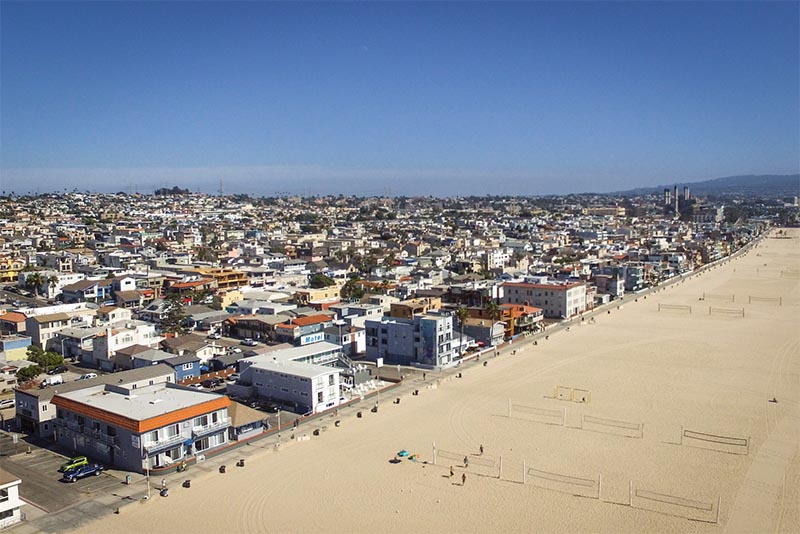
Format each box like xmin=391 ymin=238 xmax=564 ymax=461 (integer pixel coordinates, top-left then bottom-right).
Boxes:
xmin=144 ymin=433 xmax=186 ymax=453
xmin=191 ymin=418 xmax=230 ymax=439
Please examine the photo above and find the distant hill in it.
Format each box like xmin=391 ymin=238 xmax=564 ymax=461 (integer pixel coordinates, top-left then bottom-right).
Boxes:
xmin=612 ymin=174 xmax=800 ymax=198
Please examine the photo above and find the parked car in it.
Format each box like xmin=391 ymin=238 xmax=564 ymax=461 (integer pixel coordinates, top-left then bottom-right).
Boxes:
xmin=201 ymin=378 xmax=221 ymax=388
xmin=62 ymin=463 xmax=104 ymax=482
xmin=206 ymin=332 xmax=221 ymax=340
xmin=0 ymin=399 xmax=15 ymax=409
xmin=59 ymin=456 xmax=89 ymax=472
xmin=227 ymin=347 xmax=243 ymax=354
xmin=47 ymin=365 xmax=68 ymax=375
xmin=76 ymin=373 xmax=98 ymax=381
xmin=241 ymin=338 xmax=258 ymax=347
xmin=260 ymin=401 xmax=280 ymax=413
xmin=188 ymin=383 xmax=204 ymax=389
xmin=226 ymin=373 xmax=240 ymax=382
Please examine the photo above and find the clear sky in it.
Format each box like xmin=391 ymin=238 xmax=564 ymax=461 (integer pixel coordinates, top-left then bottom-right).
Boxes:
xmin=1 ymin=1 xmax=798 ymax=196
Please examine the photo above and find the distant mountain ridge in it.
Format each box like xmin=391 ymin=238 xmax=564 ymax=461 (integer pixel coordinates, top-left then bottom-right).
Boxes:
xmin=611 ymin=174 xmax=800 ymax=198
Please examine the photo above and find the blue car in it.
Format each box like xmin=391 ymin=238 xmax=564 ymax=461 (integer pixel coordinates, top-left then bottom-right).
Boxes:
xmin=62 ymin=463 xmax=104 ymax=483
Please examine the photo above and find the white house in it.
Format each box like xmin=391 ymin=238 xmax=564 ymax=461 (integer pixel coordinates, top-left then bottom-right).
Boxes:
xmin=0 ymin=469 xmax=25 ymax=529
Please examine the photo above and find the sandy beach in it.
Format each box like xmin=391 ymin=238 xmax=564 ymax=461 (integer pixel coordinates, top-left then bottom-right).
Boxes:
xmin=78 ymin=228 xmax=800 ymax=534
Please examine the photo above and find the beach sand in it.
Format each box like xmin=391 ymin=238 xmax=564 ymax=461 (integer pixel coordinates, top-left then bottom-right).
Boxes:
xmin=78 ymin=229 xmax=800 ymax=534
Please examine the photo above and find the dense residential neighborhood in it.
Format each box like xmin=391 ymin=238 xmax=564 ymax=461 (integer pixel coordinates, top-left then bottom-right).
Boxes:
xmin=0 ymin=188 xmax=793 ymax=501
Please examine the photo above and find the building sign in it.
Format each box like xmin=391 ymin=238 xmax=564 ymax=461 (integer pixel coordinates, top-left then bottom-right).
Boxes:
xmin=300 ymin=332 xmax=325 ymax=345
xmin=131 ymin=435 xmax=140 ymax=448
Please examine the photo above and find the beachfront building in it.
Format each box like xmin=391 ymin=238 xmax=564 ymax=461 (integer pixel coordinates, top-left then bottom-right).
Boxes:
xmin=235 ymin=342 xmax=349 ymax=414
xmin=0 ymin=470 xmax=24 ymax=529
xmin=501 ymin=280 xmax=587 ymax=319
xmin=364 ymin=310 xmax=455 ymax=368
xmin=14 ymin=364 xmax=174 ymax=439
xmin=273 ymin=314 xmax=334 ymax=345
xmin=51 ymin=381 xmax=231 ymax=472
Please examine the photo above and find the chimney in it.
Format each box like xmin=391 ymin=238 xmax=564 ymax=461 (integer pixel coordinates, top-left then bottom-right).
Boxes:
xmin=664 ymin=188 xmax=671 ymax=206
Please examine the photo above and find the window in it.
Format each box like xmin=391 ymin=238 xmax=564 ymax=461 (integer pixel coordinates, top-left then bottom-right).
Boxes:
xmin=0 ymin=488 xmax=8 ymax=503
xmin=328 ymin=375 xmax=335 ymax=386
xmin=165 ymin=424 xmax=179 ymax=438
xmin=43 ymin=405 xmax=48 ymax=412
xmin=317 ymin=391 xmax=324 ymax=403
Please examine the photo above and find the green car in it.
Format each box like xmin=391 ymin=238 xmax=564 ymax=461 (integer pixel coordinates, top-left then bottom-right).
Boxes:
xmin=59 ymin=456 xmax=88 ymax=472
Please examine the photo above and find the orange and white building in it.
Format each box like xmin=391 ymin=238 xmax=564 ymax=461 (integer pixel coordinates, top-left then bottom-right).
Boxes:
xmin=51 ymin=382 xmax=231 ymax=473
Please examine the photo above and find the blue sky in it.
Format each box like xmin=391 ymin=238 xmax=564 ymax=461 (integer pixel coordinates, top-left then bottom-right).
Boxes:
xmin=1 ymin=1 xmax=798 ymax=196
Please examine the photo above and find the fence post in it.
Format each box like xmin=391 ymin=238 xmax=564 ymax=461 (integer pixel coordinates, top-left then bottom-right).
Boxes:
xmin=715 ymin=495 xmax=721 ymax=524
xmin=508 ymin=398 xmax=512 ymax=417
xmin=523 ymin=460 xmax=526 ymax=485
xmin=629 ymin=480 xmax=633 ymax=506
xmin=598 ymin=473 xmax=602 ymax=500
xmin=432 ymin=442 xmax=436 ymax=465
xmin=498 ymin=456 xmax=503 ymax=479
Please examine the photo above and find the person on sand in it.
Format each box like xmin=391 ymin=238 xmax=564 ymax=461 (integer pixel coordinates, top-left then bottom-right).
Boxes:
xmin=479 ymin=444 xmax=484 ymax=455
xmin=449 ymin=466 xmax=454 ymax=477
xmin=463 ymin=456 xmax=469 ymax=468
xmin=462 ymin=473 xmax=466 ymax=486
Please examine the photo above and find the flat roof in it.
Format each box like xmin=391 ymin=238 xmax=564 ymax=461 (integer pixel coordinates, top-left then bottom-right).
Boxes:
xmin=16 ymin=364 xmax=174 ymax=403
xmin=54 ymin=382 xmax=222 ymax=421
xmin=251 ymin=358 xmax=338 ymax=379
xmin=243 ymin=341 xmax=341 ymax=365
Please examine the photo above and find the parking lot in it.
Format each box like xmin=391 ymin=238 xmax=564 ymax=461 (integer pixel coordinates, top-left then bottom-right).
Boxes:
xmin=0 ymin=445 xmax=124 ymax=513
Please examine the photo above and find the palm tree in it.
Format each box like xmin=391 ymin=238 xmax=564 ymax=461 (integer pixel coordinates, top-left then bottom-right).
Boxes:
xmin=47 ymin=275 xmax=59 ymax=299
xmin=455 ymin=306 xmax=469 ymax=357
xmin=26 ymin=272 xmax=44 ymax=298
xmin=485 ymin=300 xmax=503 ymax=339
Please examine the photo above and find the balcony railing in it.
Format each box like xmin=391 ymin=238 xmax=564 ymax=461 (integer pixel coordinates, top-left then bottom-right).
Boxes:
xmin=144 ymin=433 xmax=186 ymax=453
xmin=191 ymin=418 xmax=230 ymax=439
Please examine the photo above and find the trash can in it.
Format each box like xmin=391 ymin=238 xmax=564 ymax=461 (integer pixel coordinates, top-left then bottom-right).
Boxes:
xmin=313 ymin=429 xmax=320 ymax=436
xmin=357 ymin=411 xmax=362 ymax=418
xmin=125 ymin=475 xmax=132 ymax=485
xmin=219 ymin=465 xmax=226 ymax=474
xmin=335 ymin=420 xmax=341 ymax=427
xmin=183 ymin=480 xmax=191 ymax=488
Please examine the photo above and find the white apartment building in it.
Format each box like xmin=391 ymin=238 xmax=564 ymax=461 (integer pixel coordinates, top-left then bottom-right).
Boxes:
xmin=89 ymin=321 xmax=163 ymax=371
xmin=0 ymin=470 xmax=24 ymax=529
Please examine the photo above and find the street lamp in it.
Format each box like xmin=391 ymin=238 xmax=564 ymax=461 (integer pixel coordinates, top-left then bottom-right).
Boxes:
xmin=142 ymin=451 xmax=151 ymax=499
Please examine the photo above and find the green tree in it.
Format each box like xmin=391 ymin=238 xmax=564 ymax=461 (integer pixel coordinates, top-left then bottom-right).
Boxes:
xmin=455 ymin=306 xmax=470 ymax=357
xmin=162 ymin=294 xmax=187 ymax=335
xmin=340 ymin=277 xmax=365 ymax=301
xmin=17 ymin=365 xmax=42 ymax=382
xmin=486 ymin=300 xmax=501 ymax=322
xmin=309 ymin=273 xmax=336 ymax=289
xmin=26 ymin=345 xmax=64 ymax=373
xmin=26 ymin=272 xmax=44 ymax=297
xmin=47 ymin=275 xmax=59 ymax=298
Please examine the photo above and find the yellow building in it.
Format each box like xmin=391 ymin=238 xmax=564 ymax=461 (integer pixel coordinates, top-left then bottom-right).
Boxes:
xmin=0 ymin=257 xmax=24 ymax=284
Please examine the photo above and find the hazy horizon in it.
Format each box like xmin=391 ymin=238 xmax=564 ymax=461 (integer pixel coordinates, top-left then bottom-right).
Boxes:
xmin=2 ymin=2 xmax=798 ymax=196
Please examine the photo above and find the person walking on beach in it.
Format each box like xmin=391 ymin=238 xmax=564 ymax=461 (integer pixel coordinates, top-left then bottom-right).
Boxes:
xmin=449 ymin=466 xmax=454 ymax=477
xmin=462 ymin=473 xmax=466 ymax=486
xmin=479 ymin=444 xmax=484 ymax=455
xmin=161 ymin=478 xmax=166 ymax=490
xmin=463 ymin=456 xmax=469 ymax=468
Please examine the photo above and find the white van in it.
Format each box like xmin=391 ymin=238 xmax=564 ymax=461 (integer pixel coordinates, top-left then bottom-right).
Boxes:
xmin=40 ymin=375 xmax=64 ymax=388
